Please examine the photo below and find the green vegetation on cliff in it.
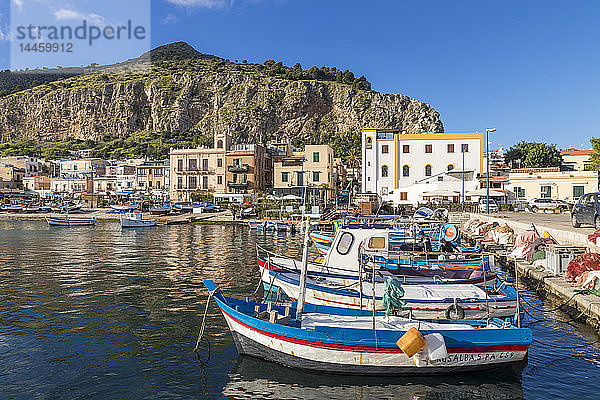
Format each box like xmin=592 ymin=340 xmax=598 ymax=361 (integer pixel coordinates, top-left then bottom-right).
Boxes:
xmin=0 ymin=42 xmax=443 ymax=161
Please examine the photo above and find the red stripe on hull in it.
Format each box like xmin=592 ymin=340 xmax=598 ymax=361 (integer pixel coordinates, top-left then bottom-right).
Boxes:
xmin=221 ymin=308 xmax=528 ymax=354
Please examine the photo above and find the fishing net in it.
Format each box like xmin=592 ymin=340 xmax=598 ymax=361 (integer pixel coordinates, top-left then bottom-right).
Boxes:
xmin=382 ymin=278 xmax=406 ymax=316
xmin=566 ymin=253 xmax=600 ymax=282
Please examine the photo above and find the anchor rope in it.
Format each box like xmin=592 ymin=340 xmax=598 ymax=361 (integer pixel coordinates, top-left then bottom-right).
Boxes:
xmin=193 ymin=292 xmax=214 ymax=356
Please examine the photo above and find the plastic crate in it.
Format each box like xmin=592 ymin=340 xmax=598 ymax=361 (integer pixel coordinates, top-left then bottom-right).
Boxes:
xmin=544 ymin=245 xmax=586 ymax=276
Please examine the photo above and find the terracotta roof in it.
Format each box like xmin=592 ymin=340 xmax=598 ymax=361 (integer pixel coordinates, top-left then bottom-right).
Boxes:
xmin=561 ymin=149 xmax=593 ymax=156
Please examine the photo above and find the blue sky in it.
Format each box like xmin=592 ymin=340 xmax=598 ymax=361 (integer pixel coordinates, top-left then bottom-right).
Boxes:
xmin=1 ymin=0 xmax=599 ymax=150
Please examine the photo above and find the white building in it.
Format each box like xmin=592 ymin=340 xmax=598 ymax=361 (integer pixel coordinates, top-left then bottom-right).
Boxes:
xmin=362 ymin=129 xmax=484 ymax=205
xmin=0 ymin=156 xmax=42 ymax=177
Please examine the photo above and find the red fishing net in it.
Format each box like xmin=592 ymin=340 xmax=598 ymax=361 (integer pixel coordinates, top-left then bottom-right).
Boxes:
xmin=566 ymin=253 xmax=600 ymax=281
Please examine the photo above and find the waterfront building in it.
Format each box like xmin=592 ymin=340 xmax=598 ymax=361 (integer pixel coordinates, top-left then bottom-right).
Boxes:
xmin=224 ymin=144 xmax=271 ymax=195
xmin=0 ymin=163 xmax=25 ymax=190
xmin=272 ymin=143 xmax=335 ymax=202
xmin=169 ymin=132 xmax=230 ymax=201
xmin=361 ymin=129 xmax=483 ymax=205
xmin=59 ymin=158 xmax=106 ymax=179
xmin=508 ymin=167 xmax=599 ymax=201
xmin=115 ymin=164 xmax=138 ymax=194
xmin=561 ymin=149 xmax=593 ymax=171
xmin=136 ymin=160 xmax=170 ymax=199
xmin=0 ymin=156 xmax=42 ymax=177
xmin=23 ymin=176 xmax=51 ymax=196
xmin=91 ymin=176 xmax=117 ymax=195
xmin=49 ymin=177 xmax=88 ymax=195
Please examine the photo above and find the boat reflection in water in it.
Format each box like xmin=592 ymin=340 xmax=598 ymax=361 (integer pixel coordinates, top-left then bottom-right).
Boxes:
xmin=222 ymin=356 xmax=524 ymax=400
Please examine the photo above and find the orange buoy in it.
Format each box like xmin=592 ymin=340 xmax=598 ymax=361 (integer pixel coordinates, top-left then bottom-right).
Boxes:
xmin=396 ymin=327 xmax=426 ymax=357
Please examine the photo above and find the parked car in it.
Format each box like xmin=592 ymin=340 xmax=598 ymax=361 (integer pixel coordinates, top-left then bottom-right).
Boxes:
xmin=478 ymin=198 xmax=498 ymax=213
xmin=528 ymin=198 xmax=570 ymax=213
xmin=571 ymin=192 xmax=600 ymax=229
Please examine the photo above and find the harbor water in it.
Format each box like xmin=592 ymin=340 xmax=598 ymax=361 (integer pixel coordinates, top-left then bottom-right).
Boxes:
xmin=1 ymin=221 xmax=599 ymax=399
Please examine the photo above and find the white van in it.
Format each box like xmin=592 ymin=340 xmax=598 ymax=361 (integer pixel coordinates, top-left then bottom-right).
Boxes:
xmin=478 ymin=198 xmax=499 ymax=213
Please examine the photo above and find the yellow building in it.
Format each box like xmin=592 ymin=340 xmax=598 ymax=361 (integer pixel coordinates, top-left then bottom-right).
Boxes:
xmin=561 ymin=149 xmax=593 ymax=171
xmin=273 ymin=144 xmax=334 ymax=201
xmin=509 ymin=167 xmax=599 ymax=201
xmin=169 ymin=132 xmax=230 ymax=201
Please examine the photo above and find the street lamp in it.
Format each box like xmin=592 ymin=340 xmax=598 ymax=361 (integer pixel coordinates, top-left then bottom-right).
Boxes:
xmin=485 ymin=128 xmax=496 ymax=214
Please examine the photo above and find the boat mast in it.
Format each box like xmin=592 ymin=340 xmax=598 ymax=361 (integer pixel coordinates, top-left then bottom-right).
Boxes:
xmin=296 ymin=213 xmax=311 ymax=319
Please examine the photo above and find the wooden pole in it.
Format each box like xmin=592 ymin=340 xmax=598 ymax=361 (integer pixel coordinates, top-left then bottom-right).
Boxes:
xmin=515 ymin=260 xmax=521 ymax=328
xmin=296 ymin=217 xmax=311 ymax=319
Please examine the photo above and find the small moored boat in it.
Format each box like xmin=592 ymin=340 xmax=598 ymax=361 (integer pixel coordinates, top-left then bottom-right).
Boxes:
xmin=120 ymin=212 xmax=156 ymax=228
xmin=202 ymin=280 xmax=531 ymax=375
xmin=46 ymin=215 xmax=97 ymax=226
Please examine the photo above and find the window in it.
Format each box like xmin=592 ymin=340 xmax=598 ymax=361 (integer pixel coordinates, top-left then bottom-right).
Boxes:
xmin=148 ymin=181 xmax=152 ymax=188
xmin=297 ymin=171 xmax=303 ymax=186
xmin=447 ymin=144 xmax=454 ymax=153
xmin=177 ymin=177 xmax=183 ymax=189
xmin=202 ymin=176 xmax=208 ymax=189
xmin=514 ymin=186 xmax=525 ymax=198
xmin=382 ymin=145 xmax=389 ymax=154
xmin=366 ymin=137 xmax=373 ymax=149
xmin=402 ymin=165 xmax=410 ymax=177
xmin=425 ymin=165 xmax=432 ymax=176
xmin=447 ymin=164 xmax=455 ymax=171
xmin=336 ymin=232 xmax=354 ymax=255
xmin=381 ymin=165 xmax=388 ymax=178
xmin=189 ymin=176 xmax=197 ymax=190
xmin=403 ymin=145 xmax=410 ymax=153
xmin=312 ymin=171 xmax=320 ymax=182
xmin=282 ymin=172 xmax=289 ymax=182
xmin=177 ymin=159 xmax=183 ymax=171
xmin=217 ymin=158 xmax=223 ymax=168
xmin=400 ymin=192 xmax=408 ymax=201
xmin=573 ymin=185 xmax=584 ymax=199
xmin=188 ymin=159 xmax=197 ymax=170
xmin=217 ymin=176 xmax=223 ymax=185
xmin=461 ymin=144 xmax=469 ymax=153
xmin=425 ymin=144 xmax=432 ymax=153
xmin=155 ymin=169 xmax=162 ymax=176
xmin=202 ymin=159 xmax=209 ymax=171
xmin=368 ymin=237 xmax=386 ymax=249
xmin=217 ymin=139 xmax=223 ymax=149
xmin=540 ymin=185 xmax=552 ymax=198
xmin=313 ymin=152 xmax=320 ymax=162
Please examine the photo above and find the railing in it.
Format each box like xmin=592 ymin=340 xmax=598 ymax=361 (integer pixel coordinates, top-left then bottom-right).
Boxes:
xmin=227 ymin=164 xmax=250 ymax=173
xmin=227 ymin=181 xmax=250 ymax=189
xmin=510 ymin=167 xmax=560 ymax=174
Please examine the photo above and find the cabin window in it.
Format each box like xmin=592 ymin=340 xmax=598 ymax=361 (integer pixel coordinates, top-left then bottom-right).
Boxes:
xmin=336 ymin=232 xmax=354 ymax=255
xmin=368 ymin=237 xmax=386 ymax=249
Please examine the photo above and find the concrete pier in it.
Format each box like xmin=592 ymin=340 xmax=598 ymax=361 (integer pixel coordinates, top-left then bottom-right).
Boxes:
xmin=462 ymin=212 xmax=600 ymax=331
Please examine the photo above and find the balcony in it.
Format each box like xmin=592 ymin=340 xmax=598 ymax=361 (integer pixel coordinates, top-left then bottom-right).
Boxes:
xmin=227 ymin=164 xmax=250 ymax=173
xmin=227 ymin=181 xmax=250 ymax=189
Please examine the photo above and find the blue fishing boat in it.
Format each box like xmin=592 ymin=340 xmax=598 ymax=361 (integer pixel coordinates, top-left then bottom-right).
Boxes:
xmin=46 ymin=215 xmax=97 ymax=226
xmin=202 ymin=280 xmax=531 ymax=375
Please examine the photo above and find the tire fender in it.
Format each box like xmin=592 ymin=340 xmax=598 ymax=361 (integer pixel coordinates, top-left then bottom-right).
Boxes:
xmin=445 ymin=304 xmax=466 ymax=319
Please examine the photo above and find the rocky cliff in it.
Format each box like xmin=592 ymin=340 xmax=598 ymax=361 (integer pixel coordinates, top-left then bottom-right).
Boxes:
xmin=0 ymin=42 xmax=443 ymax=157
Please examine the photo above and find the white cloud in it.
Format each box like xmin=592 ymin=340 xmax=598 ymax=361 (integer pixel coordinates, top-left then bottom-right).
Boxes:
xmin=12 ymin=0 xmax=23 ymax=11
xmin=161 ymin=13 xmax=178 ymax=24
xmin=54 ymin=9 xmax=105 ymax=26
xmin=165 ymin=0 xmax=231 ymax=9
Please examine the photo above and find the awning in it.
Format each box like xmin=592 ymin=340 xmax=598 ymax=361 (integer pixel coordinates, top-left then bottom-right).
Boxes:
xmin=465 ymin=189 xmax=508 ymax=197
xmin=421 ymin=189 xmax=460 ymax=197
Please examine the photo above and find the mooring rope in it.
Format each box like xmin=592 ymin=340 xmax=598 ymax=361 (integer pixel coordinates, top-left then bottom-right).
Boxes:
xmin=193 ymin=292 xmax=215 ymax=357
xmin=519 ymin=290 xmax=590 ymax=313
